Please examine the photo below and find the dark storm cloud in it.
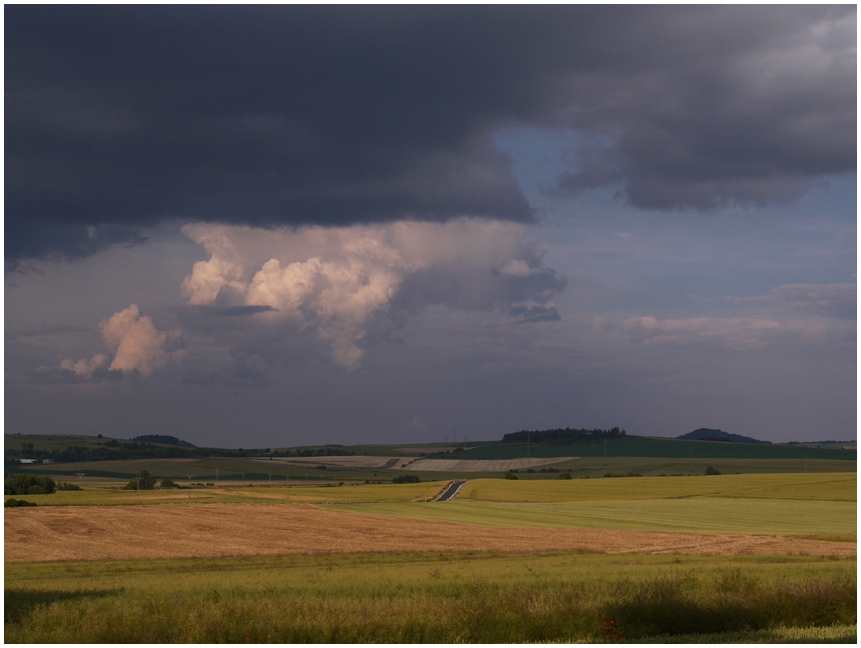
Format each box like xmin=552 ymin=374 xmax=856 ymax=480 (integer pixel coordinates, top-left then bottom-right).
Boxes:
xmin=6 ymin=5 xmax=855 ymax=262
xmin=192 ymin=305 xmax=278 ymax=317
xmin=24 ymin=365 xmax=124 ymax=385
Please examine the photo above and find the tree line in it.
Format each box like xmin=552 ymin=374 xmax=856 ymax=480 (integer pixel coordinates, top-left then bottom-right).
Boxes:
xmin=5 ymin=440 xmax=357 ymax=465
xmin=502 ymin=427 xmax=626 ymax=444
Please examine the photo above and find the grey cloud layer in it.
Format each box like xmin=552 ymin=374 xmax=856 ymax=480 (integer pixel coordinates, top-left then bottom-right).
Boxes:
xmin=597 ymin=282 xmax=855 ymax=348
xmin=6 ymin=5 xmax=855 ymax=262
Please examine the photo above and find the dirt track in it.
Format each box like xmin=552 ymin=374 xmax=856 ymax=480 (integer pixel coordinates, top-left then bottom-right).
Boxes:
xmin=4 ymin=503 xmax=854 ymax=563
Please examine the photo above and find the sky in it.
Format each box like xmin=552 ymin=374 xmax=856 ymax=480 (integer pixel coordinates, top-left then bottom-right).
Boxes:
xmin=4 ymin=5 xmax=856 ymax=448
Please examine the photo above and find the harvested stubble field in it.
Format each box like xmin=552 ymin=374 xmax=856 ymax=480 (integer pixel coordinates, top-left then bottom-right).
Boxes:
xmin=4 ymin=502 xmax=855 ymax=563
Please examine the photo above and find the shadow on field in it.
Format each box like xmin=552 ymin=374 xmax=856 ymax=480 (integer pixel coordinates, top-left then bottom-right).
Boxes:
xmin=4 ymin=588 xmax=124 ymax=625
xmin=603 ymin=570 xmax=857 ymax=638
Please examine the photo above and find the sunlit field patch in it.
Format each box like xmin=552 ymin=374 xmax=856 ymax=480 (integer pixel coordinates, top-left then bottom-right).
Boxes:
xmin=457 ymin=473 xmax=857 ymax=503
xmin=326 ymin=497 xmax=856 ymax=536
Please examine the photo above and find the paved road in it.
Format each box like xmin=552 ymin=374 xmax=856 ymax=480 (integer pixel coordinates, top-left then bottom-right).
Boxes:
xmin=435 ymin=480 xmax=466 ymax=502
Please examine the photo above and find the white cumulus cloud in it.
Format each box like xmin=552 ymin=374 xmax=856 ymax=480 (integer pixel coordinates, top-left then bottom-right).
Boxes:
xmin=60 ymin=304 xmax=183 ymax=378
xmin=181 ymin=219 xmax=567 ymax=368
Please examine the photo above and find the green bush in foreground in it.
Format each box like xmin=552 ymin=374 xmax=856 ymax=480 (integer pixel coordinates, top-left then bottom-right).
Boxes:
xmin=4 ymin=553 xmax=855 ymax=643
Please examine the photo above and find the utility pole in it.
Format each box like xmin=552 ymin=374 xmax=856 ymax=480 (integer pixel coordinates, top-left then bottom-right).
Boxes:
xmin=187 ymin=475 xmax=193 ymax=499
xmin=75 ymin=472 xmax=85 ymax=503
xmin=689 ymin=443 xmax=693 ymax=474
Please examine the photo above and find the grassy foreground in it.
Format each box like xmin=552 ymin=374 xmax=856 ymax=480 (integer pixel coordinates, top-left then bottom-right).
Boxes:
xmin=4 ymin=552 xmax=855 ymax=643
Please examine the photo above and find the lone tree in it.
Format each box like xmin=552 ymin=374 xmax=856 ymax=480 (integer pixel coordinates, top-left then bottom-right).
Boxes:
xmin=123 ymin=470 xmax=157 ymax=490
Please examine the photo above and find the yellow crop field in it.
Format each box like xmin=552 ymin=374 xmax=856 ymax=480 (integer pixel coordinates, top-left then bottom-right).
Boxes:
xmin=457 ymin=473 xmax=856 ymax=502
xmin=328 ymin=497 xmax=856 ymax=537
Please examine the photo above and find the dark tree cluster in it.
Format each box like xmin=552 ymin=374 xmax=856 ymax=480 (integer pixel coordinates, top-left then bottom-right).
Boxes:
xmin=5 ymin=474 xmax=56 ymax=495
xmin=270 ymin=448 xmax=355 ymax=458
xmin=56 ymin=482 xmax=83 ymax=491
xmin=502 ymin=427 xmax=626 ymax=444
xmin=122 ymin=470 xmax=157 ymax=491
xmin=392 ymin=475 xmax=421 ymax=484
xmin=131 ymin=435 xmax=196 ymax=447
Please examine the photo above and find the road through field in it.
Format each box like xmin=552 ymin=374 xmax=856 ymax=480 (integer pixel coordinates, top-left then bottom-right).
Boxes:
xmin=4 ymin=503 xmax=854 ymax=563
xmin=435 ymin=480 xmax=466 ymax=501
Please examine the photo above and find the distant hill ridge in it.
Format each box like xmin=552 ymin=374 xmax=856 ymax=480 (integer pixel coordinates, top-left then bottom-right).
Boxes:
xmin=131 ymin=435 xmax=196 ymax=448
xmin=677 ymin=428 xmax=770 ymax=445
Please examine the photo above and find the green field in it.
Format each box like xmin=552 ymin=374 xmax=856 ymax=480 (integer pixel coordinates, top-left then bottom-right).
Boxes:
xmin=6 ymin=433 xmax=855 ymax=487
xmin=7 ymin=455 xmax=855 ymax=488
xmin=324 ymin=474 xmax=856 ymax=536
xmin=4 ymin=552 xmax=855 ymax=643
xmin=3 ymin=480 xmax=449 ymax=507
xmin=5 ymin=457 xmax=856 ymax=642
xmin=328 ymin=498 xmax=855 ymax=536
xmin=459 ymin=473 xmax=857 ymax=502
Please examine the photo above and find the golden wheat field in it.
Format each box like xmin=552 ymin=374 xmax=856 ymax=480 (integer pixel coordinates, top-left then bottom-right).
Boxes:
xmin=4 ymin=502 xmax=854 ymax=563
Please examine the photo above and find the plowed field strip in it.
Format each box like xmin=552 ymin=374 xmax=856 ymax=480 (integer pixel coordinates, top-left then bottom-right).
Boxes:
xmin=4 ymin=504 xmax=854 ymax=563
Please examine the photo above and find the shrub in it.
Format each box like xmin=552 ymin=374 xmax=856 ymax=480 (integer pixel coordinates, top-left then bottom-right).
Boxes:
xmin=557 ymin=472 xmax=572 ymax=480
xmin=160 ymin=479 xmax=177 ymax=489
xmin=56 ymin=482 xmax=83 ymax=491
xmin=392 ymin=475 xmax=420 ymax=484
xmin=4 ymin=498 xmax=37 ymax=507
xmin=504 ymin=472 xmax=518 ymax=480
xmin=705 ymin=466 xmax=721 ymax=475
